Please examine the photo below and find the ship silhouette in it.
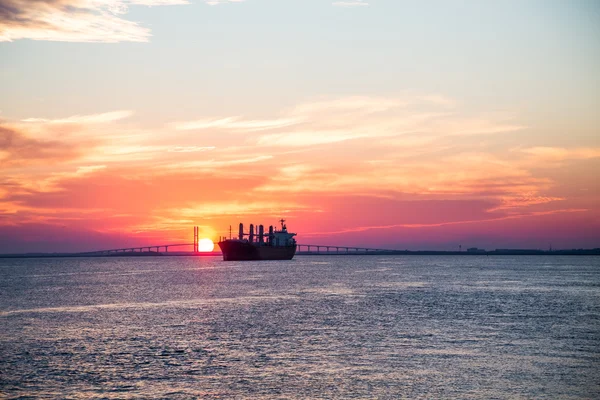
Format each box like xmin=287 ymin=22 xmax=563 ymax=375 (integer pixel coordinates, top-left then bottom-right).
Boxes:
xmin=218 ymin=219 xmax=297 ymax=261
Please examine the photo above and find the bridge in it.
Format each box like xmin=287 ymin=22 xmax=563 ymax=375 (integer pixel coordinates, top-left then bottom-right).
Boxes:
xmin=296 ymin=244 xmax=396 ymax=255
xmin=78 ymin=243 xmax=397 ymax=256
xmin=77 ymin=243 xmax=193 ymax=256
xmin=77 ymin=226 xmax=398 ymax=256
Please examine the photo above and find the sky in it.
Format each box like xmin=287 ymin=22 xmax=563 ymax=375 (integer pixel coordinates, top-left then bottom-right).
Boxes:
xmin=0 ymin=0 xmax=599 ymax=253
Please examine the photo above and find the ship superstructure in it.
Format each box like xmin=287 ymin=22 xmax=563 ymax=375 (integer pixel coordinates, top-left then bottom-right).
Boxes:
xmin=218 ymin=219 xmax=297 ymax=261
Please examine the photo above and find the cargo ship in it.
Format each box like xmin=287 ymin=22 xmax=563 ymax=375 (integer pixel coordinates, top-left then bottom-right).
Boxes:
xmin=218 ymin=220 xmax=297 ymax=261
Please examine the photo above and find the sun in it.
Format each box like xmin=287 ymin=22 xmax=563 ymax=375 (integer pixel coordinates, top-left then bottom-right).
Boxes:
xmin=198 ymin=238 xmax=215 ymax=252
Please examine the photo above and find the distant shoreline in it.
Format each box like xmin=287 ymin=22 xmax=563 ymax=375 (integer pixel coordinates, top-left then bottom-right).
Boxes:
xmin=296 ymin=249 xmax=600 ymax=256
xmin=1 ymin=249 xmax=599 ymax=258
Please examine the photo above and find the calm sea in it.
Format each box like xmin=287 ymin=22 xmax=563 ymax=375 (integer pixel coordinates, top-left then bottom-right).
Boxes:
xmin=1 ymin=256 xmax=599 ymax=399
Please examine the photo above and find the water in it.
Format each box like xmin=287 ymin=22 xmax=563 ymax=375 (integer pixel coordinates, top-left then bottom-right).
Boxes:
xmin=1 ymin=256 xmax=599 ymax=399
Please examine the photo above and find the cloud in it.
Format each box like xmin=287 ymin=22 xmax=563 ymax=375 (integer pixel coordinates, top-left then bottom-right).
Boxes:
xmin=204 ymin=0 xmax=245 ymax=5
xmin=162 ymin=155 xmax=273 ymax=170
xmin=169 ymin=95 xmax=542 ymax=207
xmin=253 ymin=96 xmax=524 ymax=147
xmin=520 ymin=147 xmax=600 ymax=162
xmin=489 ymin=195 xmax=565 ymax=211
xmin=173 ymin=116 xmax=300 ymax=131
xmin=168 ymin=201 xmax=311 ymax=218
xmin=0 ymin=122 xmax=80 ymax=167
xmin=303 ymin=208 xmax=588 ymax=237
xmin=333 ymin=1 xmax=369 ymax=7
xmin=252 ymin=149 xmax=564 ymax=226
xmin=21 ymin=110 xmax=133 ymax=124
xmin=0 ymin=0 xmax=188 ymax=43
xmin=1 ymin=109 xmax=230 ymax=187
xmin=257 ymin=130 xmax=367 ymax=147
xmin=168 ymin=146 xmax=216 ymax=153
xmin=0 ymin=110 xmax=138 ymax=167
xmin=174 ymin=95 xmax=523 ymax=149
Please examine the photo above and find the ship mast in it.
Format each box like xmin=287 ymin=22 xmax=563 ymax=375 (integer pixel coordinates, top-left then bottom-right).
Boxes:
xmin=280 ymin=219 xmax=286 ymax=231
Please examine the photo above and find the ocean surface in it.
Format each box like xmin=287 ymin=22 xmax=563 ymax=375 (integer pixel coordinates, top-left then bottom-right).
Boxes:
xmin=1 ymin=255 xmax=599 ymax=399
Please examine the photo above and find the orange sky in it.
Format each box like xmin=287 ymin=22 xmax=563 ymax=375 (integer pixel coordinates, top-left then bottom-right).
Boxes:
xmin=1 ymin=95 xmax=598 ymax=252
xmin=1 ymin=1 xmax=599 ymax=252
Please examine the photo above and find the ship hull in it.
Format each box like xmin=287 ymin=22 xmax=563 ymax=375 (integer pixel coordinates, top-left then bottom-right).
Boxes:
xmin=218 ymin=240 xmax=296 ymax=261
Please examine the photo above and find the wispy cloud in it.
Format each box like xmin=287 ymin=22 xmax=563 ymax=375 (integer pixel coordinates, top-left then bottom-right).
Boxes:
xmin=169 ymin=201 xmax=311 ymax=218
xmin=204 ymin=0 xmax=245 ymax=5
xmin=21 ymin=110 xmax=133 ymax=124
xmin=0 ymin=0 xmax=188 ymax=43
xmin=0 ymin=122 xmax=80 ymax=167
xmin=252 ymin=96 xmax=524 ymax=147
xmin=162 ymin=155 xmax=273 ymax=170
xmin=303 ymin=208 xmax=588 ymax=237
xmin=173 ymin=116 xmax=300 ymax=131
xmin=167 ymin=95 xmax=544 ymax=207
xmin=520 ymin=147 xmax=600 ymax=162
xmin=257 ymin=130 xmax=367 ymax=147
xmin=489 ymin=194 xmax=565 ymax=211
xmin=333 ymin=1 xmax=369 ymax=7
xmin=168 ymin=146 xmax=216 ymax=153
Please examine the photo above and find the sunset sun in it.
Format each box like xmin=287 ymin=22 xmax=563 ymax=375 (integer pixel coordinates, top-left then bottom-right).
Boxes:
xmin=198 ymin=238 xmax=215 ymax=253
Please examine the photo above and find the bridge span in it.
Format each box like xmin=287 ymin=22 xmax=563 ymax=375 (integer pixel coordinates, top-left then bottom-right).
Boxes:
xmin=78 ymin=243 xmax=397 ymax=256
xmin=296 ymin=244 xmax=396 ymax=255
xmin=78 ymin=243 xmax=193 ymax=255
xmin=76 ymin=226 xmax=398 ymax=255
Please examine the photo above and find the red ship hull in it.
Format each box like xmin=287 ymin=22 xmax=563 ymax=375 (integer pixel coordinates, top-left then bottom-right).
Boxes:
xmin=218 ymin=240 xmax=296 ymax=261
